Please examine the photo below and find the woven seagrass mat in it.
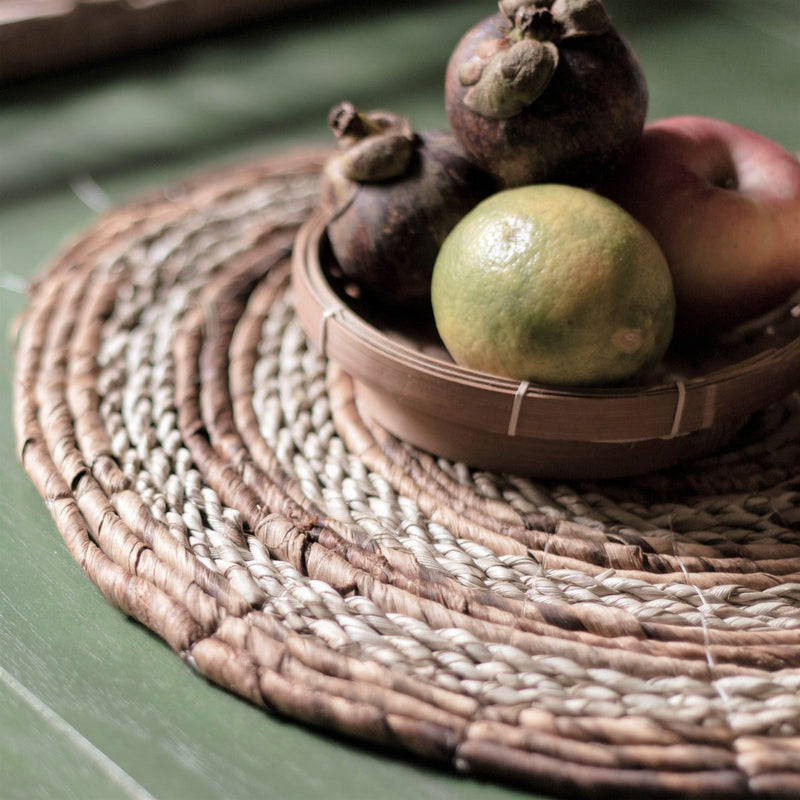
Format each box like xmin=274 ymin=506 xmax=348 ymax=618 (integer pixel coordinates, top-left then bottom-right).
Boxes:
xmin=12 ymin=147 xmax=800 ymax=800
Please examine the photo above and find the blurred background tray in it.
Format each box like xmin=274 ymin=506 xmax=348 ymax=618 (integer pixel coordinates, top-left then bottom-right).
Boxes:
xmin=0 ymin=0 xmax=333 ymax=83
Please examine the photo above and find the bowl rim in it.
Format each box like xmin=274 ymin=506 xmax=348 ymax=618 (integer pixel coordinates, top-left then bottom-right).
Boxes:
xmin=292 ymin=213 xmax=800 ymax=444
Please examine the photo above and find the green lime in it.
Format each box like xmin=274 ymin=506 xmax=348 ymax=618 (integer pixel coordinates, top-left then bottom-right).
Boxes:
xmin=431 ymin=184 xmax=675 ymax=386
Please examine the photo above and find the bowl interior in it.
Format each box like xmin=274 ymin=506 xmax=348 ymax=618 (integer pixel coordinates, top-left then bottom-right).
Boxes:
xmin=317 ymin=229 xmax=800 ymax=386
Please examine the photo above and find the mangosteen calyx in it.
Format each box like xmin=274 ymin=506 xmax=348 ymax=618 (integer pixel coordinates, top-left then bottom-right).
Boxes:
xmin=326 ymin=101 xmax=415 ymax=183
xmin=461 ymin=0 xmax=611 ymax=119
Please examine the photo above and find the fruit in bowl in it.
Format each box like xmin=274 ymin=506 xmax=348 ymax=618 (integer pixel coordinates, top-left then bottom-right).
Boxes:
xmin=599 ymin=115 xmax=800 ymax=335
xmin=444 ymin=0 xmax=648 ymax=188
xmin=430 ymin=183 xmax=675 ymax=387
xmin=320 ymin=102 xmax=497 ymax=307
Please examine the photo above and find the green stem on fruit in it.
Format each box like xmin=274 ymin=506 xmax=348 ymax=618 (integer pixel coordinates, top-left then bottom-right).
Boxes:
xmin=464 ymin=0 xmax=611 ymax=119
xmin=463 ymin=39 xmax=559 ymax=119
xmin=327 ymin=102 xmax=415 ymax=182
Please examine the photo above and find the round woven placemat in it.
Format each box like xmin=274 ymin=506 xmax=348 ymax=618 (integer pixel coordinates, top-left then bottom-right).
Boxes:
xmin=13 ymin=148 xmax=800 ymax=800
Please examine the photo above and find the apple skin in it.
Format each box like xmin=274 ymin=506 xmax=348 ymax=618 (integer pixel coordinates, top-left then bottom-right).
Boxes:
xmin=598 ymin=115 xmax=800 ymax=336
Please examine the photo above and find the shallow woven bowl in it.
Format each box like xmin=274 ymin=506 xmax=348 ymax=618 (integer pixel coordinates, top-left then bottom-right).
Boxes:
xmin=293 ymin=213 xmax=800 ymax=479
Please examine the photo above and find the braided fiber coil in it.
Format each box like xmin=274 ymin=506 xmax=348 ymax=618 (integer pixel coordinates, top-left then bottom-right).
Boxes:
xmin=13 ymin=149 xmax=800 ymax=799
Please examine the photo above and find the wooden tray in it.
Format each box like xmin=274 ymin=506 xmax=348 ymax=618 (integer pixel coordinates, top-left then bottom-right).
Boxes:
xmin=292 ymin=212 xmax=800 ymax=479
xmin=0 ymin=0 xmax=334 ymax=84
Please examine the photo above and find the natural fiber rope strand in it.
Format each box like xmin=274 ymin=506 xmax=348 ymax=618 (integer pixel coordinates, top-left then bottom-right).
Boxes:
xmin=13 ymin=150 xmax=800 ymax=799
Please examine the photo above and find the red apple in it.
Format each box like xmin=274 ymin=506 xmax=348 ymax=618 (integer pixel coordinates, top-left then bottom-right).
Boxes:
xmin=599 ymin=115 xmax=800 ymax=335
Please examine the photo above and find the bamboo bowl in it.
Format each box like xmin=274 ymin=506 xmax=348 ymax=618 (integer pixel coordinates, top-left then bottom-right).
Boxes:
xmin=292 ymin=213 xmax=800 ymax=479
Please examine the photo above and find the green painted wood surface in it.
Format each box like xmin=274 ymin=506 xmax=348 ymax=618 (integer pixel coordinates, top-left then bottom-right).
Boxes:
xmin=1 ymin=2 xmax=798 ymax=798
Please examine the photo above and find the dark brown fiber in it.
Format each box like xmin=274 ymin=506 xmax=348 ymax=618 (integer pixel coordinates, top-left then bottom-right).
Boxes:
xmin=13 ymin=148 xmax=800 ymax=799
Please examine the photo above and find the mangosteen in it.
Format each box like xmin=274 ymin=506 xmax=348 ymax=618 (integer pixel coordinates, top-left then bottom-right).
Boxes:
xmin=445 ymin=0 xmax=649 ymax=187
xmin=320 ymin=102 xmax=497 ymax=307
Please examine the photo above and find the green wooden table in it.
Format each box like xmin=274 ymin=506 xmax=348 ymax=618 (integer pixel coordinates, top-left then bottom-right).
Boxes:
xmin=2 ymin=2 xmax=798 ymax=798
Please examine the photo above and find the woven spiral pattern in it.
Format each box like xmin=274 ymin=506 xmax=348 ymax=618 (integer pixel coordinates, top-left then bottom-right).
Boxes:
xmin=13 ymin=149 xmax=800 ymax=800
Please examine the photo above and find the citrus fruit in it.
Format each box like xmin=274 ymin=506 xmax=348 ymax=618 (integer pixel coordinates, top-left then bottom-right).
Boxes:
xmin=430 ymin=184 xmax=675 ymax=386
